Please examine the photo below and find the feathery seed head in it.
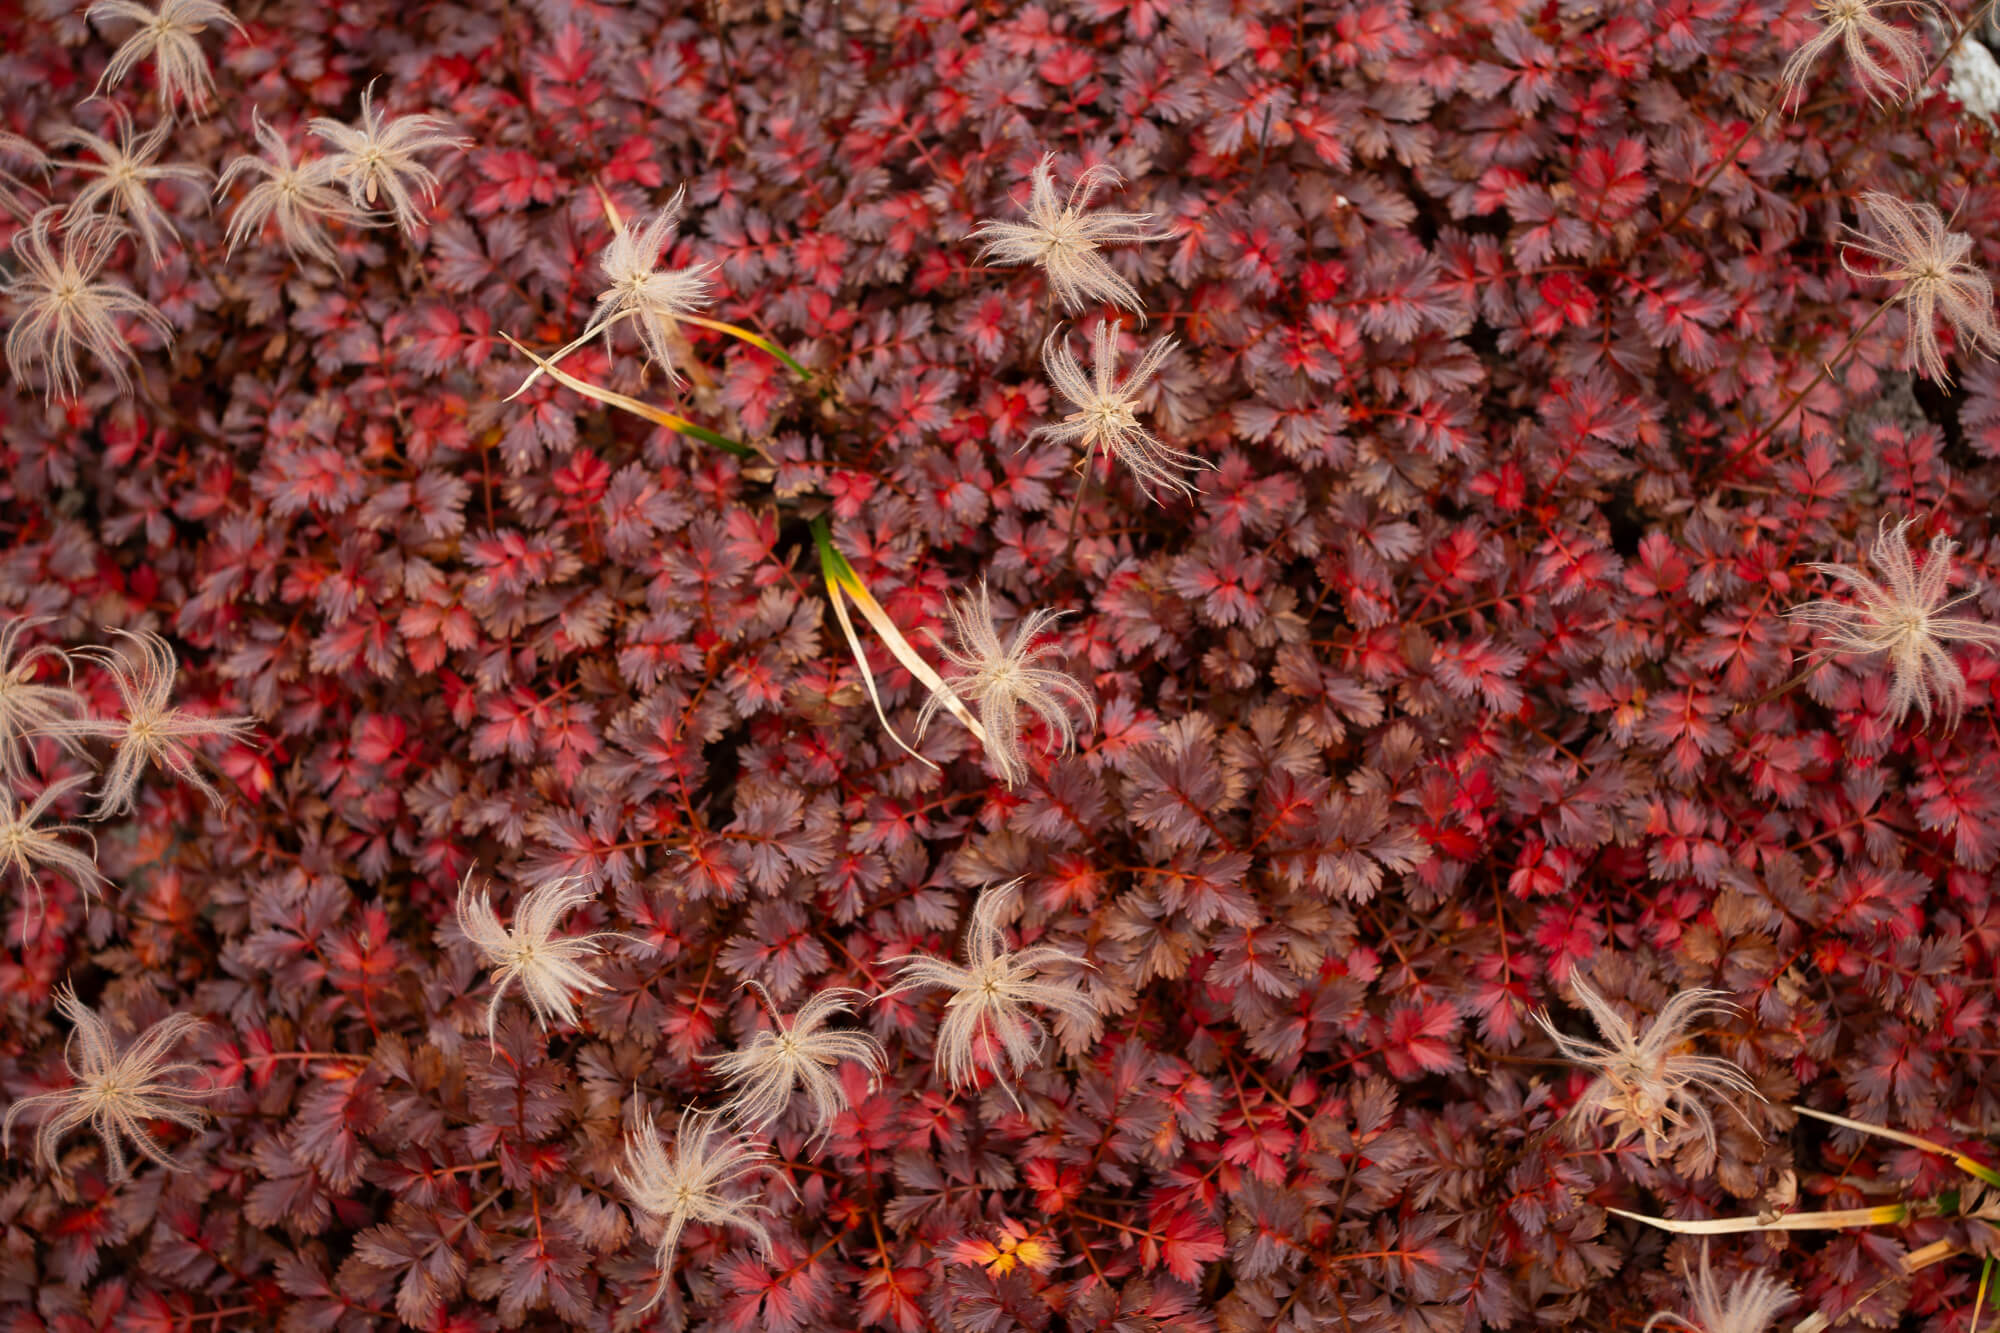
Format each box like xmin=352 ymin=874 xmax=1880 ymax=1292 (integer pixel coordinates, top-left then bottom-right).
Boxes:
xmin=971 ymin=153 xmax=1170 ymax=315
xmin=1538 ymin=974 xmax=1762 ymax=1163
xmin=3 ymin=983 xmax=215 ymax=1179
xmin=1842 ymin=192 xmax=1999 ymax=382
xmin=1777 ymin=0 xmax=1930 ymax=108
xmin=1787 ymin=516 xmax=2000 ymax=729
xmin=309 ymin=81 xmax=468 ymax=238
xmin=0 ymin=619 xmax=89 ymax=785
xmin=590 ymin=187 xmax=714 ymax=381
xmin=0 ymin=131 xmax=49 ymax=223
xmin=455 ymin=872 xmax=623 ymax=1046
xmin=85 ymin=0 xmax=243 ymax=115
xmin=56 ymin=110 xmax=209 ymax=264
xmin=4 ymin=208 xmax=171 ymax=401
xmin=915 ymin=583 xmax=1093 ymax=787
xmin=617 ymin=1107 xmax=775 ymax=1310
xmin=69 ymin=629 xmax=256 ymax=816
xmin=886 ymin=880 xmax=1098 ymax=1098
xmin=217 ymin=115 xmax=367 ymax=266
xmin=1031 ymin=319 xmax=1209 ymax=502
xmin=1646 ymin=1243 xmax=1795 ymax=1333
xmin=0 ymin=775 xmax=108 ymax=903
xmin=707 ymin=982 xmax=886 ymax=1136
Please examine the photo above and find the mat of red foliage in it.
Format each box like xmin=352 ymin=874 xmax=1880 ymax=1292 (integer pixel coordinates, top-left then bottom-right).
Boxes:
xmin=3 ymin=0 xmax=2000 ymax=1329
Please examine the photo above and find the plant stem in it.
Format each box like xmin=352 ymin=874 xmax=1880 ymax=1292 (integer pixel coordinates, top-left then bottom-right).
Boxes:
xmin=1648 ymin=111 xmax=1773 ymax=244
xmin=1705 ymin=298 xmax=1892 ymax=484
xmin=1061 ymin=450 xmax=1098 ymax=567
xmin=1918 ymin=0 xmax=1999 ymax=94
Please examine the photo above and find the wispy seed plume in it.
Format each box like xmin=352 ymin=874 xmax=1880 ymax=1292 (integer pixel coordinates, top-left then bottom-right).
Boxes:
xmin=3 ymin=983 xmax=216 ymax=1180
xmin=885 ymin=880 xmax=1098 ymax=1098
xmin=1538 ymin=973 xmax=1762 ymax=1163
xmin=1842 ymin=192 xmax=1999 ymax=383
xmin=85 ymin=0 xmax=244 ymax=115
xmin=55 ymin=110 xmax=210 ymax=263
xmin=1031 ymin=319 xmax=1209 ymax=502
xmin=707 ymin=983 xmax=887 ymax=1137
xmin=1645 ymin=1243 xmax=1794 ymax=1333
xmin=217 ymin=115 xmax=367 ymax=266
xmin=1788 ymin=516 xmax=2000 ymax=729
xmin=455 ymin=873 xmax=624 ymax=1046
xmin=309 ymin=81 xmax=468 ymax=238
xmin=916 ymin=583 xmax=1093 ymax=788
xmin=4 ymin=209 xmax=172 ymax=401
xmin=1777 ymin=0 xmax=1930 ymax=108
xmin=971 ymin=153 xmax=1170 ymax=315
xmin=64 ymin=628 xmax=256 ymax=816
xmin=617 ymin=1108 xmax=775 ymax=1310
xmin=0 ymin=619 xmax=89 ymax=785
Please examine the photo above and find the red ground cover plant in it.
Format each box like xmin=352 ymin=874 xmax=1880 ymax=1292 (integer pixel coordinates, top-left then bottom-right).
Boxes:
xmin=2 ymin=0 xmax=2000 ymax=1328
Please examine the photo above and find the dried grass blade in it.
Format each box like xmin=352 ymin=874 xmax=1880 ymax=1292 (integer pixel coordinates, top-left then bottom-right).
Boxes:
xmin=812 ymin=520 xmax=986 ymax=745
xmin=499 ymin=334 xmax=754 ymax=458
xmin=1609 ymin=1203 xmax=1910 ymax=1234
xmin=1791 ymin=1105 xmax=2000 ymax=1187
xmin=813 ymin=525 xmax=936 ymax=770
xmin=1791 ymin=1242 xmax=1958 ymax=1333
xmin=673 ymin=313 xmax=813 ymax=381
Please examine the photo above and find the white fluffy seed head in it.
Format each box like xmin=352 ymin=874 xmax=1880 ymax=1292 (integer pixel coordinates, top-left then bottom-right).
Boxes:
xmin=0 ymin=618 xmax=90 ymax=785
xmin=616 ymin=1107 xmax=775 ymax=1310
xmin=885 ymin=880 xmax=1098 ymax=1099
xmin=63 ymin=628 xmax=257 ymax=816
xmin=971 ymin=153 xmax=1170 ymax=315
xmin=3 ymin=208 xmax=171 ymax=401
xmin=1030 ymin=320 xmax=1210 ymax=503
xmin=3 ymin=982 xmax=215 ymax=1180
xmin=1538 ymin=973 xmax=1762 ymax=1164
xmin=707 ymin=982 xmax=886 ymax=1137
xmin=55 ymin=110 xmax=209 ymax=264
xmin=86 ymin=0 xmax=244 ymax=116
xmin=1841 ymin=192 xmax=1999 ymax=383
xmin=1788 ymin=516 xmax=2000 ymax=729
xmin=915 ymin=582 xmax=1093 ymax=787
xmin=454 ymin=872 xmax=624 ymax=1046
xmin=0 ymin=774 xmax=109 ymax=906
xmin=217 ymin=115 xmax=368 ymax=266
xmin=308 ymin=81 xmax=468 ymax=238
xmin=1645 ymin=1242 xmax=1795 ymax=1333
xmin=591 ymin=187 xmax=715 ymax=381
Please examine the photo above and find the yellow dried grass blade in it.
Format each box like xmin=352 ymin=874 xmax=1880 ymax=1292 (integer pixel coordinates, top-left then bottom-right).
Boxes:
xmin=594 ymin=177 xmax=626 ymax=233
xmin=816 ymin=538 xmax=935 ymax=770
xmin=1791 ymin=1242 xmax=1958 ymax=1333
xmin=675 ymin=313 xmax=813 ymax=381
xmin=1901 ymin=1240 xmax=1958 ymax=1273
xmin=1792 ymin=1105 xmax=2000 ymax=1187
xmin=1972 ymin=1255 xmax=1994 ymax=1333
xmin=499 ymin=334 xmax=754 ymax=458
xmin=1609 ymin=1203 xmax=1909 ymax=1235
xmin=504 ymin=319 xmax=613 ymax=402
xmin=813 ymin=522 xmax=986 ymax=745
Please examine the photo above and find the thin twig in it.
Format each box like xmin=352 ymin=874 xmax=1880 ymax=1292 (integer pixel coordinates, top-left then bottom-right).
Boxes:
xmin=1703 ymin=299 xmax=1893 ymax=484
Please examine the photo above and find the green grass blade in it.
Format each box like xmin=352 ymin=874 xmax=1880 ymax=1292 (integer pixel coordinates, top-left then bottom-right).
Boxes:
xmin=676 ymin=314 xmax=814 ymax=382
